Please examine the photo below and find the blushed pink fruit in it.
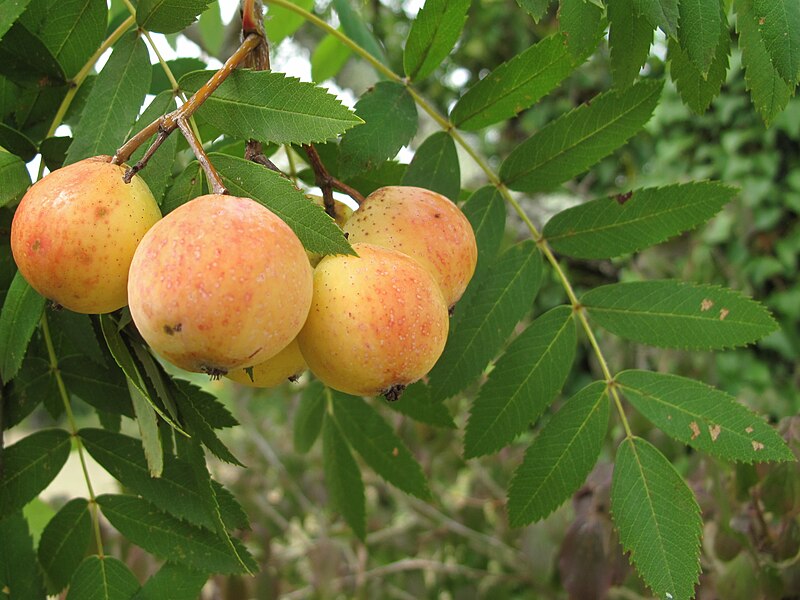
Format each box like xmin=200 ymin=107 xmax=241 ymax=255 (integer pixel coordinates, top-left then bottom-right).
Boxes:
xmin=226 ymin=339 xmax=306 ymax=388
xmin=127 ymin=194 xmax=313 ymax=375
xmin=343 ymin=186 xmax=477 ymax=306
xmin=10 ymin=156 xmax=161 ymax=314
xmin=297 ymin=243 xmax=449 ymax=398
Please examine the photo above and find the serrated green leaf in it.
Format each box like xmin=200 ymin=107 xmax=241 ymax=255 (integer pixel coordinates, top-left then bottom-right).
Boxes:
xmin=677 ymin=0 xmax=722 ymax=75
xmin=181 ymin=70 xmax=362 ymax=145
xmin=0 ymin=122 xmax=36 ymax=161
xmin=0 ymin=19 xmax=63 ymax=85
xmin=558 ymin=0 xmax=605 ymax=60
xmin=465 ymin=306 xmax=576 ymax=458
xmin=460 ymin=185 xmax=506 ymax=282
xmin=669 ymin=18 xmax=730 ymax=114
xmin=500 ymin=80 xmax=663 ymax=193
xmin=450 ymin=35 xmax=575 ymax=130
xmin=508 ymin=381 xmax=608 ymax=526
xmin=311 ymin=34 xmax=352 ymax=82
xmin=66 ymin=556 xmax=140 ymax=600
xmin=162 ymin=161 xmax=204 ymax=214
xmin=0 ymin=0 xmax=33 ymax=42
xmin=136 ymin=0 xmax=211 ymax=33
xmin=212 ymin=153 xmax=353 ymax=256
xmin=66 ymin=32 xmax=151 ymax=164
xmin=608 ymin=0 xmax=654 ymax=87
xmin=611 ymin=437 xmax=701 ymax=600
xmin=0 ymin=429 xmax=71 ymax=514
xmin=429 ymin=241 xmax=543 ymax=401
xmin=633 ymin=0 xmax=679 ymax=38
xmin=736 ymin=0 xmax=792 ymax=126
xmin=264 ymin=0 xmax=314 ymax=45
xmin=0 ymin=271 xmax=45 ymax=382
xmin=0 ymin=511 xmax=46 ymax=600
xmin=323 ymin=415 xmax=366 ymax=540
xmin=97 ymin=494 xmax=257 ymax=574
xmin=330 ymin=391 xmax=431 ymax=499
xmin=127 ymin=378 xmax=163 ymax=478
xmin=617 ymin=370 xmax=793 ymax=463
xmin=404 ymin=0 xmax=470 ymax=81
xmin=401 ymin=131 xmax=460 ymax=201
xmin=133 ymin=563 xmax=208 ymax=600
xmin=515 ymin=0 xmax=551 ymax=22
xmin=294 ymin=380 xmax=326 ymax=453
xmin=37 ymin=498 xmax=92 ymax=594
xmin=386 ymin=382 xmax=456 ymax=429
xmin=752 ymin=0 xmax=800 ymax=84
xmin=128 ymin=92 xmax=179 ymax=204
xmin=79 ymin=428 xmax=245 ymax=531
xmin=338 ymin=81 xmax=417 ymax=179
xmin=23 ymin=0 xmax=107 ymax=79
xmin=544 ymin=182 xmax=737 ymax=259
xmin=332 ymin=0 xmax=388 ymax=69
xmin=0 ymin=150 xmax=30 ymax=207
xmin=582 ymin=280 xmax=778 ymax=349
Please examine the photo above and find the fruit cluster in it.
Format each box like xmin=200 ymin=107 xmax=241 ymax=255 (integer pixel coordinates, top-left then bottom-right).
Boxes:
xmin=10 ymin=156 xmax=477 ymax=399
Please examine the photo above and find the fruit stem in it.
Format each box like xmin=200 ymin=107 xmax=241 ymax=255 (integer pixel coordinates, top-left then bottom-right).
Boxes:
xmin=177 ymin=118 xmax=228 ymax=194
xmin=111 ymin=32 xmax=264 ymax=166
xmin=41 ymin=314 xmax=106 ymax=557
xmin=303 ymin=143 xmax=365 ymax=216
xmin=265 ymin=0 xmax=636 ymax=439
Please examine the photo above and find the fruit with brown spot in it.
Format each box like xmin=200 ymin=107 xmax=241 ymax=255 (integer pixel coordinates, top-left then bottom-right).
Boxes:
xmin=297 ymin=242 xmax=449 ymax=397
xmin=10 ymin=156 xmax=161 ymax=313
xmin=127 ymin=194 xmax=313 ymax=375
xmin=343 ymin=186 xmax=477 ymax=306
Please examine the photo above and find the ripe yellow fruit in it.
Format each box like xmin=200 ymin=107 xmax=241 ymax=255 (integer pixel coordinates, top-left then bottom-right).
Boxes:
xmin=343 ymin=186 xmax=477 ymax=306
xmin=297 ymin=243 xmax=449 ymax=398
xmin=128 ymin=194 xmax=313 ymax=375
xmin=226 ymin=339 xmax=306 ymax=388
xmin=10 ymin=156 xmax=161 ymax=313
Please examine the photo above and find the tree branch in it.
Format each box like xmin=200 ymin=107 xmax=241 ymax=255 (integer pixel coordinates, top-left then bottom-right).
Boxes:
xmin=303 ymin=143 xmax=365 ymax=217
xmin=177 ymin=119 xmax=227 ymax=195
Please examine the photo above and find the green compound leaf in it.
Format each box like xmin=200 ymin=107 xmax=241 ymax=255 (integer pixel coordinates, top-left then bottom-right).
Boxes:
xmin=544 ymin=182 xmax=737 ymax=259
xmin=330 ymin=391 xmax=431 ymax=500
xmin=385 ymin=382 xmax=456 ymax=429
xmin=133 ymin=562 xmax=208 ymax=600
xmin=500 ymin=80 xmax=663 ymax=193
xmin=181 ymin=70 xmax=362 ymax=145
xmin=515 ymin=0 xmax=551 ymax=22
xmin=66 ymin=32 xmax=151 ymax=164
xmin=212 ymin=153 xmax=353 ymax=256
xmin=0 ymin=511 xmax=46 ymax=600
xmin=133 ymin=563 xmax=208 ymax=600
xmin=608 ymin=0 xmax=654 ymax=88
xmin=338 ymin=81 xmax=418 ymax=179
xmin=294 ymin=380 xmax=326 ymax=453
xmin=582 ymin=280 xmax=778 ymax=349
xmin=323 ymin=415 xmax=366 ymax=540
xmin=464 ymin=305 xmax=576 ymax=458
xmin=332 ymin=0 xmax=388 ymax=70
xmin=162 ymin=161 xmax=204 ymax=214
xmin=617 ymin=370 xmax=794 ymax=463
xmin=507 ymin=381 xmax=608 ymax=527
xmin=401 ymin=131 xmax=461 ymax=201
xmin=633 ymin=0 xmax=679 ymax=38
xmin=136 ymin=0 xmax=212 ymax=34
xmin=677 ymin=0 xmax=723 ymax=75
xmin=558 ymin=0 xmax=605 ymax=60
xmin=37 ymin=498 xmax=92 ymax=593
xmin=752 ymin=0 xmax=800 ymax=85
xmin=460 ymin=185 xmax=507 ymax=283
xmin=66 ymin=556 xmax=140 ymax=600
xmin=611 ymin=437 xmax=701 ymax=600
xmin=0 ymin=429 xmax=71 ymax=514
xmin=0 ymin=0 xmax=33 ymax=42
xmin=97 ymin=494 xmax=257 ymax=575
xmin=450 ymin=35 xmax=575 ymax=131
xmin=736 ymin=0 xmax=793 ymax=126
xmin=428 ymin=241 xmax=543 ymax=401
xmin=264 ymin=0 xmax=314 ymax=45
xmin=0 ymin=150 xmax=31 ymax=208
xmin=669 ymin=17 xmax=730 ymax=114
xmin=311 ymin=34 xmax=352 ymax=82
xmin=0 ymin=271 xmax=45 ymax=382
xmin=404 ymin=0 xmax=470 ymax=81
xmin=80 ymin=428 xmax=247 ymax=531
